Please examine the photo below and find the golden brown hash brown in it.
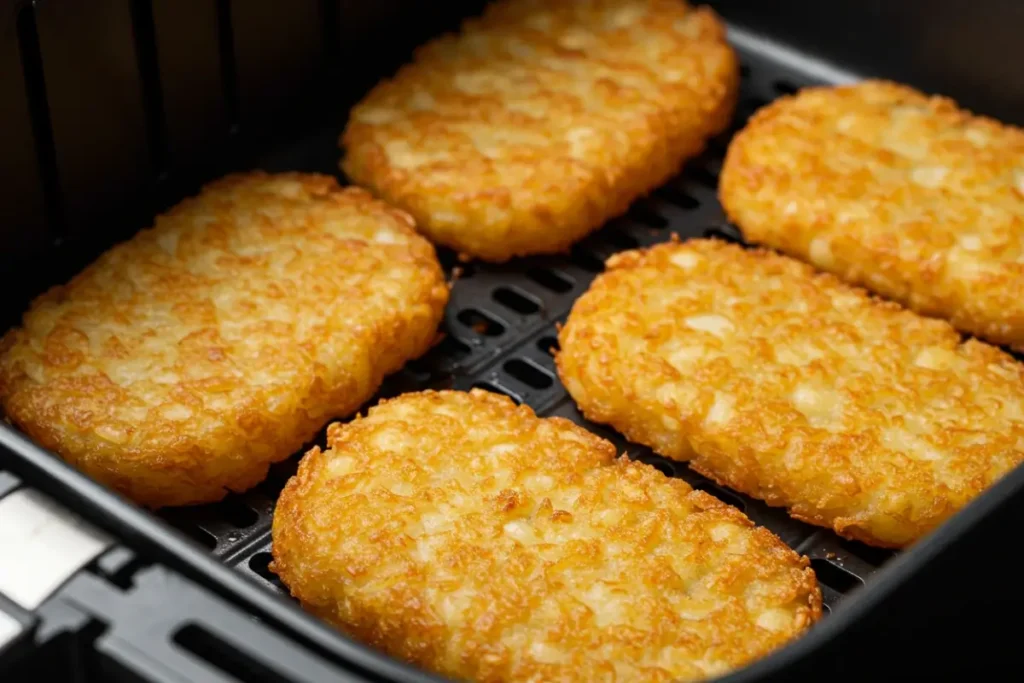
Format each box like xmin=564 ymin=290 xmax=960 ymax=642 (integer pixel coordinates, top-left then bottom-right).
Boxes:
xmin=0 ymin=172 xmax=448 ymax=508
xmin=272 ymin=389 xmax=820 ymax=683
xmin=341 ymin=0 xmax=738 ymax=262
xmin=557 ymin=239 xmax=1024 ymax=548
xmin=720 ymin=79 xmax=1024 ymax=348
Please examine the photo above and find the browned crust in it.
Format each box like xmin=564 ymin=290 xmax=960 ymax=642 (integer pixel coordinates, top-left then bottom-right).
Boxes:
xmin=341 ymin=0 xmax=739 ymax=262
xmin=0 ymin=172 xmax=449 ymax=507
xmin=272 ymin=388 xmax=821 ymax=682
xmin=557 ymin=238 xmax=1024 ymax=548
xmin=720 ymin=79 xmax=1024 ymax=347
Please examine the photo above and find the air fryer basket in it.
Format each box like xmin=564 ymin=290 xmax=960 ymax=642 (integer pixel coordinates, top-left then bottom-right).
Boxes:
xmin=1 ymin=1 xmax=1023 ymax=681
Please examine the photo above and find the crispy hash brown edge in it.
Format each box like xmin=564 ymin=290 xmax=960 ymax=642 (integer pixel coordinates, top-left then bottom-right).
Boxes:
xmin=0 ymin=172 xmax=450 ymax=508
xmin=271 ymin=388 xmax=821 ymax=681
xmin=719 ymin=78 xmax=1024 ymax=348
xmin=555 ymin=237 xmax=1024 ymax=548
xmin=340 ymin=1 xmax=739 ymax=262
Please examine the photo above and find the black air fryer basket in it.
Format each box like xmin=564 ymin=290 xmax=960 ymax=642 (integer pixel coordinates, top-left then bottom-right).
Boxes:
xmin=1 ymin=1 xmax=1023 ymax=681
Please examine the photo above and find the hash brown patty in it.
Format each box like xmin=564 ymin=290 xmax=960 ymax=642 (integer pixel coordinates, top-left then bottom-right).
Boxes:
xmin=720 ymin=80 xmax=1024 ymax=348
xmin=271 ymin=389 xmax=820 ymax=683
xmin=0 ymin=172 xmax=448 ymax=508
xmin=341 ymin=0 xmax=738 ymax=262
xmin=557 ymin=239 xmax=1024 ymax=548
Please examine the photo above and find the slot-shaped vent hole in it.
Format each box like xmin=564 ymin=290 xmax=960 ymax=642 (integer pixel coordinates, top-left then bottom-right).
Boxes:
xmin=434 ymin=335 xmax=471 ymax=361
xmin=527 ymin=268 xmax=574 ymax=293
xmin=811 ymin=558 xmax=864 ymax=594
xmin=537 ymin=335 xmax=559 ymax=355
xmin=106 ymin=555 xmax=151 ymax=590
xmin=180 ymin=524 xmax=217 ymax=550
xmin=773 ymin=80 xmax=799 ymax=95
xmin=174 ymin=624 xmax=284 ymax=683
xmin=570 ymin=246 xmax=605 ymax=273
xmin=704 ymin=225 xmax=744 ymax=244
xmin=248 ymin=552 xmax=285 ymax=590
xmin=492 ymin=287 xmax=540 ymax=315
xmin=655 ymin=186 xmax=700 ymax=209
xmin=688 ymin=167 xmax=719 ymax=189
xmin=694 ymin=483 xmax=747 ymax=511
xmin=503 ymin=359 xmax=553 ymax=389
xmin=628 ymin=203 xmax=669 ymax=228
xmin=211 ymin=498 xmax=259 ymax=529
xmin=837 ymin=538 xmax=897 ymax=567
xmin=457 ymin=309 xmax=505 ymax=336
xmin=472 ymin=381 xmax=522 ymax=404
xmin=605 ymin=229 xmax=640 ymax=250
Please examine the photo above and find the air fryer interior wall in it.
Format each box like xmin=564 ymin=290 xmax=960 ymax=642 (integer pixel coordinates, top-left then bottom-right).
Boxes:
xmin=1 ymin=1 xmax=1023 ymax=681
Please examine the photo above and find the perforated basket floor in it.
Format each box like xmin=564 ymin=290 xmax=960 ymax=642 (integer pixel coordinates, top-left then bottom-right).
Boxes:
xmin=158 ymin=40 xmax=895 ymax=619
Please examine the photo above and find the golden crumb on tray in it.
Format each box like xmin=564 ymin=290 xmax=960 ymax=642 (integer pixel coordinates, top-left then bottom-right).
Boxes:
xmin=342 ymin=0 xmax=738 ymax=262
xmin=0 ymin=172 xmax=449 ymax=508
xmin=271 ymin=389 xmax=821 ymax=683
xmin=557 ymin=238 xmax=1024 ymax=548
xmin=720 ymin=79 xmax=1024 ymax=348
